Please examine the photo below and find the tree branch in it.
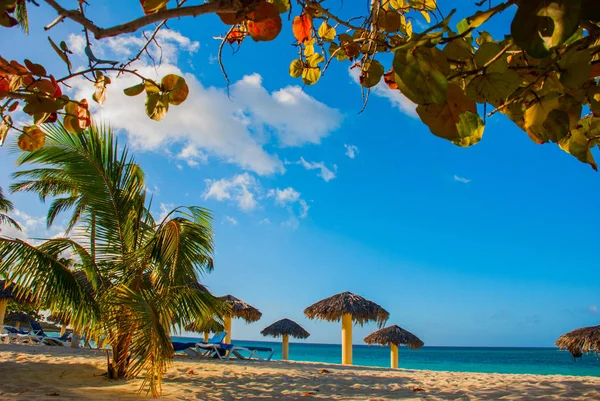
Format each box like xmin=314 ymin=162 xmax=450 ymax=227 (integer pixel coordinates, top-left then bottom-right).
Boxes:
xmin=43 ymin=0 xmax=247 ymax=40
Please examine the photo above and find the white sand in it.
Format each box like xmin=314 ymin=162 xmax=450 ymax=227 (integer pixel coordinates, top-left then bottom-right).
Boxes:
xmin=1 ymin=343 xmax=599 ymax=400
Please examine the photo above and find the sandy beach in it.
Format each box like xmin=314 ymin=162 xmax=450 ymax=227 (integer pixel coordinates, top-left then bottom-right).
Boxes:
xmin=0 ymin=344 xmax=599 ymax=400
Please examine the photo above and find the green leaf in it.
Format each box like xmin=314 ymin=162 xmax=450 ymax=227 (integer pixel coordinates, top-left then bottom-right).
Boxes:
xmin=141 ymin=0 xmax=170 ymax=14
xmin=558 ymin=49 xmax=592 ymax=90
xmin=465 ymin=71 xmax=520 ymax=105
xmin=289 ymin=59 xmax=303 ymax=78
xmin=124 ymin=83 xmax=145 ymax=97
xmin=360 ymin=60 xmax=384 ymax=88
xmin=48 ymin=36 xmax=71 ymax=69
xmin=443 ymin=39 xmax=474 ymax=61
xmin=302 ymin=67 xmax=321 ymax=85
xmin=511 ymin=0 xmax=581 ymax=58
xmin=328 ymin=42 xmax=347 ymax=61
xmin=318 ymin=21 xmax=336 ymax=42
xmin=456 ymin=8 xmax=498 ymax=34
xmin=474 ymin=42 xmax=508 ymax=74
xmin=559 ymin=119 xmax=598 ymax=170
xmin=268 ymin=0 xmax=290 ymax=14
xmin=455 ymin=111 xmax=485 ymax=147
xmin=416 ymin=83 xmax=483 ymax=146
xmin=393 ymin=47 xmax=449 ymax=105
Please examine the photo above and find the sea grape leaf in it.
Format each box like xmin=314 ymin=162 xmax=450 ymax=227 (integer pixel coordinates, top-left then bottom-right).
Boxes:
xmin=145 ymin=92 xmax=169 ymax=121
xmin=302 ymin=67 xmax=321 ymax=85
xmin=443 ymin=39 xmax=474 ymax=61
xmin=558 ymin=49 xmax=592 ymax=90
xmin=63 ymin=100 xmax=90 ymax=134
xmin=511 ymin=0 xmax=581 ymax=58
xmin=268 ymin=0 xmax=291 ymax=14
xmin=293 ymin=13 xmax=312 ymax=43
xmin=465 ymin=71 xmax=520 ymax=105
xmin=161 ymin=74 xmax=188 ymax=105
xmin=359 ymin=60 xmax=384 ymax=88
xmin=393 ymin=47 xmax=449 ymax=105
xmin=416 ymin=83 xmax=484 ymax=146
xmin=474 ymin=42 xmax=508 ymax=74
xmin=289 ymin=59 xmax=303 ymax=78
xmin=246 ymin=2 xmax=282 ymax=42
xmin=522 ymin=93 xmax=581 ymax=143
xmin=48 ymin=36 xmax=71 ymax=69
xmin=456 ymin=8 xmax=498 ymax=34
xmin=24 ymin=59 xmax=46 ymax=76
xmin=305 ymin=53 xmax=324 ymax=68
xmin=140 ymin=0 xmax=169 ymax=15
xmin=124 ymin=83 xmax=145 ymax=96
xmin=318 ymin=21 xmax=336 ymax=41
xmin=559 ymin=118 xmax=598 ymax=170
xmin=0 ymin=115 xmax=11 ymax=146
xmin=92 ymin=72 xmax=111 ymax=105
xmin=17 ymin=126 xmax=45 ymax=152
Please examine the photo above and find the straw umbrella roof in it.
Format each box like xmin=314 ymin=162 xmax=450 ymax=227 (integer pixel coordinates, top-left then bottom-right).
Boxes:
xmin=218 ymin=295 xmax=262 ymax=322
xmin=189 ymin=282 xmax=210 ymax=293
xmin=304 ymin=291 xmax=389 ymax=326
xmin=261 ymin=318 xmax=310 ymax=339
xmin=185 ymin=318 xmax=224 ymax=333
xmin=556 ymin=325 xmax=600 ymax=356
xmin=364 ymin=325 xmax=424 ymax=349
xmin=4 ymin=312 xmax=33 ymax=323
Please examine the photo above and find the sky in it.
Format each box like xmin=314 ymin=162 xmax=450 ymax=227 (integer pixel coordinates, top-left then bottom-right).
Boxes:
xmin=0 ymin=0 xmax=599 ymax=348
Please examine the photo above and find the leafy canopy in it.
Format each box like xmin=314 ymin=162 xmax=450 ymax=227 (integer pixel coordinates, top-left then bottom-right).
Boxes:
xmin=1 ymin=0 xmax=600 ymax=168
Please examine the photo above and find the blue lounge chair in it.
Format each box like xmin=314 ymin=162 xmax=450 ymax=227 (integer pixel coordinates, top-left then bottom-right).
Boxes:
xmin=26 ymin=321 xmax=67 ymax=346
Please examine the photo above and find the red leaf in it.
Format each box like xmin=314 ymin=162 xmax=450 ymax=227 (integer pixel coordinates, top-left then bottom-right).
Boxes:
xmin=226 ymin=28 xmax=246 ymax=45
xmin=246 ymin=2 xmax=282 ymax=42
xmin=383 ymin=70 xmax=398 ymax=90
xmin=292 ymin=13 xmax=312 ymax=43
xmin=50 ymin=75 xmax=62 ymax=98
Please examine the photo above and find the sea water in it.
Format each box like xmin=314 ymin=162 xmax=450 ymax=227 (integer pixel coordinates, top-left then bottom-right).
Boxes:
xmin=172 ymin=337 xmax=600 ymax=377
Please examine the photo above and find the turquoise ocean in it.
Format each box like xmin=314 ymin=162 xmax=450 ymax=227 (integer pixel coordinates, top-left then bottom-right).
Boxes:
xmin=173 ymin=337 xmax=600 ymax=377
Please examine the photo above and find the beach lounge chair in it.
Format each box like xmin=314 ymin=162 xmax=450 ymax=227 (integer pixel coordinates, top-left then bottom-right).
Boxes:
xmin=192 ymin=332 xmax=233 ymax=358
xmin=228 ymin=345 xmax=274 ymax=361
xmin=25 ymin=321 xmax=67 ymax=346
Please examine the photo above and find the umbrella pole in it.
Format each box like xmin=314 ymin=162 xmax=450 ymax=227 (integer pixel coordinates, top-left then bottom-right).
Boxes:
xmin=60 ymin=325 xmax=67 ymax=337
xmin=282 ymin=334 xmax=289 ymax=360
xmin=224 ymin=316 xmax=232 ymax=344
xmin=0 ymin=299 xmax=7 ymax=326
xmin=390 ymin=343 xmax=398 ymax=369
xmin=341 ymin=313 xmax=353 ymax=365
xmin=203 ymin=331 xmax=209 ymax=342
xmin=15 ymin=321 xmax=20 ymax=330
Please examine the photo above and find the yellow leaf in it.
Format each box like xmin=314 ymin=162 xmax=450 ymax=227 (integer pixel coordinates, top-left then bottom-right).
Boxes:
xmin=289 ymin=59 xmax=303 ymax=78
xmin=318 ymin=21 xmax=336 ymax=42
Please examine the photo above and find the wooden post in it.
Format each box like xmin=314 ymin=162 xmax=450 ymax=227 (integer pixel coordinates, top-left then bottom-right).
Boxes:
xmin=224 ymin=316 xmax=232 ymax=344
xmin=282 ymin=334 xmax=289 ymax=360
xmin=390 ymin=343 xmax=399 ymax=369
xmin=0 ymin=299 xmax=7 ymax=327
xmin=341 ymin=313 xmax=353 ymax=365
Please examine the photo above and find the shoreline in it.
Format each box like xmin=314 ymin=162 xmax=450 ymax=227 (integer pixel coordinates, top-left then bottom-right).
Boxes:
xmin=2 ymin=344 xmax=600 ymax=400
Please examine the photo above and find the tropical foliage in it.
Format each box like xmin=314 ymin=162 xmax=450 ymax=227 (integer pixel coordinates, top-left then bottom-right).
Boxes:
xmin=0 ymin=124 xmax=227 ymax=395
xmin=1 ymin=0 xmax=600 ymax=168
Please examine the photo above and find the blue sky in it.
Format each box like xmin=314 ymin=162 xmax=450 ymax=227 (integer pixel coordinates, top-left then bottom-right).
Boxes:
xmin=0 ymin=0 xmax=599 ymax=347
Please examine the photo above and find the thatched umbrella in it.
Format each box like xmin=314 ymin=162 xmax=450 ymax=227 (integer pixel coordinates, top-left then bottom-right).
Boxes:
xmin=304 ymin=291 xmax=389 ymax=365
xmin=4 ymin=312 xmax=33 ymax=330
xmin=364 ymin=325 xmax=424 ymax=368
xmin=556 ymin=325 xmax=600 ymax=358
xmin=261 ymin=318 xmax=310 ymax=360
xmin=185 ymin=318 xmax=225 ymax=342
xmin=219 ymin=294 xmax=262 ymax=344
xmin=48 ymin=313 xmax=70 ymax=336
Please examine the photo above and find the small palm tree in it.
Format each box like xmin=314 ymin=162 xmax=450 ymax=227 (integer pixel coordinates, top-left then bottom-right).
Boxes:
xmin=0 ymin=186 xmax=20 ymax=231
xmin=0 ymin=124 xmax=226 ymax=395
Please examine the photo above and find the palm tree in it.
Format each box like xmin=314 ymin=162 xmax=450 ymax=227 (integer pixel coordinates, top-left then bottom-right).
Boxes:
xmin=0 ymin=186 xmax=20 ymax=231
xmin=0 ymin=124 xmax=227 ymax=396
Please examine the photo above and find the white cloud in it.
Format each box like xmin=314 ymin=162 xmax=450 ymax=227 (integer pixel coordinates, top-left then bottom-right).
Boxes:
xmin=453 ymin=175 xmax=471 ymax=184
xmin=281 ymin=216 xmax=299 ymax=230
xmin=0 ymin=209 xmax=65 ymax=242
xmin=589 ymin=305 xmax=599 ymax=314
xmin=225 ymin=216 xmax=238 ymax=225
xmin=287 ymin=157 xmax=337 ymax=182
xmin=268 ymin=187 xmax=309 ymax=222
xmin=157 ymin=202 xmax=175 ymax=221
xmin=203 ymin=173 xmax=260 ymax=211
xmin=349 ymin=68 xmax=417 ymax=117
xmin=267 ymin=187 xmax=300 ymax=205
xmin=67 ymin=31 xmax=342 ymax=176
xmin=259 ymin=218 xmax=271 ymax=225
xmin=344 ymin=144 xmax=359 ymax=159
